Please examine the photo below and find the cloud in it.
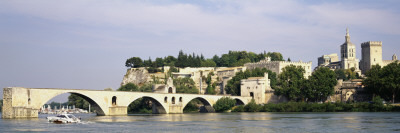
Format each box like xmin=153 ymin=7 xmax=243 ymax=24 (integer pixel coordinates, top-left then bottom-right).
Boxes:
xmin=0 ymin=0 xmax=399 ymax=99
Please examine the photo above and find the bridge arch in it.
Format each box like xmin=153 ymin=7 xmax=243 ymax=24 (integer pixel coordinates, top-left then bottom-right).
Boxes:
xmin=36 ymin=91 xmax=107 ymax=115
xmin=128 ymin=96 xmax=167 ymax=114
xmin=234 ymin=98 xmax=245 ymax=105
xmin=182 ymin=97 xmax=215 ymax=113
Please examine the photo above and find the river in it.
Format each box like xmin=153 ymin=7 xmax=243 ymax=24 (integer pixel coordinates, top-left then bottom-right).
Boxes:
xmin=0 ymin=112 xmax=399 ymax=132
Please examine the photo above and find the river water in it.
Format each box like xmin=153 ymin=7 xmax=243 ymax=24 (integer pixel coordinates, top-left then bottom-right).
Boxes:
xmin=0 ymin=112 xmax=399 ymax=132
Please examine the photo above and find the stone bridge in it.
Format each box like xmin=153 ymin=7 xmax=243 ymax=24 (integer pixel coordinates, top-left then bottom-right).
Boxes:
xmin=2 ymin=87 xmax=252 ymax=119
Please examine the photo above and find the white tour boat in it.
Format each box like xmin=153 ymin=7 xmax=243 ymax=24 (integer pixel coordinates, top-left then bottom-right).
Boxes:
xmin=47 ymin=113 xmax=81 ymax=124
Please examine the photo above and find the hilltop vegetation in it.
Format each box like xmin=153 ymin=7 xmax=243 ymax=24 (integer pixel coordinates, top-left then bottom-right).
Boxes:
xmin=125 ymin=50 xmax=284 ymax=72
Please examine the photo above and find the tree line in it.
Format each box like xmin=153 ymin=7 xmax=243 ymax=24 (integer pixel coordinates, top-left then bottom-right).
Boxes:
xmin=363 ymin=61 xmax=400 ymax=103
xmin=225 ymin=65 xmax=337 ymax=102
xmin=125 ymin=50 xmax=284 ymax=71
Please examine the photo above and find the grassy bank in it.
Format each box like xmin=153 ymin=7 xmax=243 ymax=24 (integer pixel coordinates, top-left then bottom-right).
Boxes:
xmin=232 ymin=97 xmax=400 ymax=112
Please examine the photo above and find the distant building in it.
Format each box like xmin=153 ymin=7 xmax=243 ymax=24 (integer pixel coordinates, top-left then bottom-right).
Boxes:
xmin=244 ymin=57 xmax=312 ymax=78
xmin=152 ymin=77 xmax=176 ymax=93
xmin=240 ymin=73 xmax=271 ymax=104
xmin=317 ymin=53 xmax=340 ymax=69
xmin=360 ymin=41 xmax=398 ymax=74
xmin=317 ymin=28 xmax=360 ymax=72
xmin=340 ymin=28 xmax=360 ymax=70
xmin=327 ymin=79 xmax=370 ymax=102
xmin=216 ymin=67 xmax=246 ymax=94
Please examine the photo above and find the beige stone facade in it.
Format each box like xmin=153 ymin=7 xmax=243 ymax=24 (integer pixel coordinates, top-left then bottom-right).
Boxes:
xmin=216 ymin=67 xmax=246 ymax=94
xmin=318 ymin=53 xmax=339 ymax=66
xmin=152 ymin=77 xmax=176 ymax=93
xmin=317 ymin=28 xmax=361 ymax=73
xmin=240 ymin=73 xmax=270 ymax=104
xmin=360 ymin=41 xmax=398 ymax=74
xmin=327 ymin=79 xmax=370 ymax=102
xmin=244 ymin=57 xmax=312 ymax=78
xmin=240 ymin=73 xmax=288 ymax=104
xmin=340 ymin=28 xmax=360 ymax=71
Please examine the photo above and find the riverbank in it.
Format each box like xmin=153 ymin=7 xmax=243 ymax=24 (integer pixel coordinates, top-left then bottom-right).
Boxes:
xmin=231 ymin=101 xmax=400 ymax=112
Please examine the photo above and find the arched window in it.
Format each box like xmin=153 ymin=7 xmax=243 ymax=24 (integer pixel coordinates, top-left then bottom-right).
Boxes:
xmin=112 ymin=96 xmax=117 ymax=106
xmin=250 ymin=92 xmax=254 ymax=99
xmin=179 ymin=97 xmax=182 ymax=102
xmin=164 ymin=97 xmax=168 ymax=103
xmin=172 ymin=97 xmax=175 ymax=104
xmin=168 ymin=87 xmax=173 ymax=93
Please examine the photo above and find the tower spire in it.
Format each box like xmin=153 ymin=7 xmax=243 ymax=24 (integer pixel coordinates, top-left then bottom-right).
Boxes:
xmin=345 ymin=28 xmax=350 ymax=42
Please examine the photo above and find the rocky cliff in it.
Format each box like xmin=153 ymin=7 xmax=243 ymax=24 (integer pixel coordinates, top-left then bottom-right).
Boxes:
xmin=121 ymin=68 xmax=150 ymax=86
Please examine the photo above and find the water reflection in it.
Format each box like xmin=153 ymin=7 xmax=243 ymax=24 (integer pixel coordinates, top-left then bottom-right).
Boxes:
xmin=1 ymin=112 xmax=400 ymax=132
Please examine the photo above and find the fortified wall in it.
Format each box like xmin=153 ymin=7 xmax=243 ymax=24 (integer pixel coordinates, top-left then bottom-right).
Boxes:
xmin=245 ymin=57 xmax=312 ymax=78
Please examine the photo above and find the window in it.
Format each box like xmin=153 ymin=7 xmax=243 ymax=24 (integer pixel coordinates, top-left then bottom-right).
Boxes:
xmin=250 ymin=92 xmax=254 ymax=99
xmin=168 ymin=87 xmax=173 ymax=93
xmin=164 ymin=97 xmax=168 ymax=103
xmin=172 ymin=97 xmax=175 ymax=104
xmin=112 ymin=96 xmax=117 ymax=106
xmin=179 ymin=97 xmax=182 ymax=102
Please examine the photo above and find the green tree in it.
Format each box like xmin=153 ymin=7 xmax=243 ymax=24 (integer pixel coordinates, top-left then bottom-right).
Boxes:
xmin=334 ymin=69 xmax=347 ymax=80
xmin=275 ymin=65 xmax=305 ymax=101
xmin=125 ymin=57 xmax=143 ymax=68
xmin=267 ymin=52 xmax=284 ymax=61
xmin=201 ymin=59 xmax=217 ymax=67
xmin=164 ymin=56 xmax=177 ymax=66
xmin=303 ymin=67 xmax=337 ymax=102
xmin=68 ymin=94 xmax=90 ymax=110
xmin=127 ymin=98 xmax=152 ymax=114
xmin=363 ymin=65 xmax=383 ymax=97
xmin=155 ymin=57 xmax=164 ymax=67
xmin=364 ymin=62 xmax=400 ymax=103
xmin=345 ymin=67 xmax=358 ymax=80
xmin=244 ymin=99 xmax=261 ymax=112
xmin=174 ymin=77 xmax=199 ymax=94
xmin=213 ymin=97 xmax=236 ymax=112
xmin=143 ymin=57 xmax=152 ymax=67
xmin=380 ymin=62 xmax=400 ymax=103
xmin=205 ymin=72 xmax=216 ymax=94
xmin=118 ymin=83 xmax=139 ymax=91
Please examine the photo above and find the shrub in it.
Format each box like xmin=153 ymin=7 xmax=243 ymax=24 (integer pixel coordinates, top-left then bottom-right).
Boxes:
xmin=244 ymin=99 xmax=261 ymax=112
xmin=369 ymin=96 xmax=384 ymax=112
xmin=232 ymin=105 xmax=245 ymax=112
xmin=213 ymin=97 xmax=236 ymax=112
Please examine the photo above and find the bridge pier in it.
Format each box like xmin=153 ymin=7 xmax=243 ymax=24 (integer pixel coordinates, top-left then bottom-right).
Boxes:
xmin=168 ymin=104 xmax=184 ymax=114
xmin=108 ymin=106 xmax=128 ymax=116
xmin=2 ymin=88 xmax=40 ymax=118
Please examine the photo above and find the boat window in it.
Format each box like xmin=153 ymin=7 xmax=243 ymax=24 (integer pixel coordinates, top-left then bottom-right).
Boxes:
xmin=67 ymin=115 xmax=74 ymax=118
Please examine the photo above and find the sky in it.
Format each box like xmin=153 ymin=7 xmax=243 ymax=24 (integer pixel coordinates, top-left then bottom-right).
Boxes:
xmin=0 ymin=0 xmax=399 ymax=102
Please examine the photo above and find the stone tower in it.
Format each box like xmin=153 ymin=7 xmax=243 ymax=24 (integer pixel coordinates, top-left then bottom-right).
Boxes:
xmin=393 ymin=54 xmax=398 ymax=60
xmin=360 ymin=41 xmax=383 ymax=74
xmin=340 ymin=28 xmax=359 ymax=70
